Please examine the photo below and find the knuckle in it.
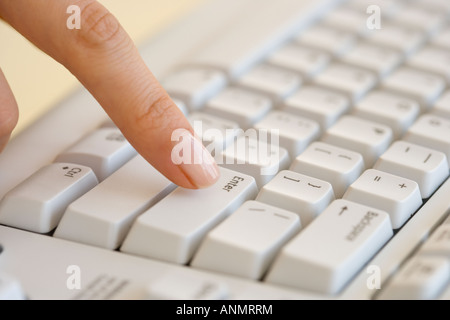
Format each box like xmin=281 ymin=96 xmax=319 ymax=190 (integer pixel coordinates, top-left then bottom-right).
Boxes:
xmin=135 ymin=92 xmax=183 ymax=134
xmin=75 ymin=0 xmax=124 ymax=47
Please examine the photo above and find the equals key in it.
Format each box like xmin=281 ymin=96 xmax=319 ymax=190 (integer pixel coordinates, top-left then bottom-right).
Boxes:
xmin=343 ymin=169 xmax=422 ymax=229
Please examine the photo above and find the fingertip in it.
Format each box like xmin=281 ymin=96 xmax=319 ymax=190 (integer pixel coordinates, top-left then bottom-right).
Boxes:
xmin=0 ymin=69 xmax=19 ymax=153
xmin=149 ymin=127 xmax=221 ymax=190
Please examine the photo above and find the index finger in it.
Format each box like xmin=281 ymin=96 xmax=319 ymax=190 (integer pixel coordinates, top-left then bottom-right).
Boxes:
xmin=0 ymin=0 xmax=220 ymax=188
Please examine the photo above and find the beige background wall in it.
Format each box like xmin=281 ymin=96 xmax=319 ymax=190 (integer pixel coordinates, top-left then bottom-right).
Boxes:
xmin=0 ymin=0 xmax=204 ymax=137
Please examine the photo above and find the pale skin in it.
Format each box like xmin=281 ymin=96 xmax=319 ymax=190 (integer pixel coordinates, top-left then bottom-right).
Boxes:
xmin=0 ymin=0 xmax=220 ymax=189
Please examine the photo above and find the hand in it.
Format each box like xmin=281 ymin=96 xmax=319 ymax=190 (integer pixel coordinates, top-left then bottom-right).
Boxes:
xmin=0 ymin=0 xmax=220 ymax=188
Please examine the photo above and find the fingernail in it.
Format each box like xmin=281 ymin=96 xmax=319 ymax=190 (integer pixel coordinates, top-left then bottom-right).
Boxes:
xmin=171 ymin=129 xmax=220 ymax=188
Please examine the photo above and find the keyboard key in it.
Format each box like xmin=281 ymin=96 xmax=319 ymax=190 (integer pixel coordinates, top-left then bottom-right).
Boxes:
xmin=204 ymin=87 xmax=272 ymax=129
xmin=314 ymin=63 xmax=377 ymax=103
xmin=352 ymin=90 xmax=420 ymax=139
xmin=282 ymin=85 xmax=350 ymax=130
xmin=120 ymin=167 xmax=258 ymax=264
xmin=433 ymin=90 xmax=450 ymax=119
xmin=419 ymin=224 xmax=450 ymax=258
xmin=188 ymin=112 xmax=240 ymax=154
xmin=191 ymin=201 xmax=301 ymax=280
xmin=253 ymin=110 xmax=320 ymax=158
xmin=374 ymin=141 xmax=449 ymax=199
xmin=394 ymin=6 xmax=446 ymax=35
xmin=162 ymin=67 xmax=227 ymax=110
xmin=377 ymin=256 xmax=450 ymax=300
xmin=340 ymin=43 xmax=403 ymax=78
xmin=408 ymin=46 xmax=450 ymax=82
xmin=343 ymin=169 xmax=422 ymax=229
xmin=0 ymin=273 xmax=26 ymax=300
xmin=382 ymin=67 xmax=446 ymax=111
xmin=256 ymin=170 xmax=334 ymax=226
xmin=100 ymin=118 xmax=117 ymax=129
xmin=403 ymin=114 xmax=450 ymax=166
xmin=265 ymin=199 xmax=393 ymax=295
xmin=53 ymin=156 xmax=175 ymax=249
xmin=296 ymin=24 xmax=356 ymax=57
xmin=367 ymin=24 xmax=426 ymax=56
xmin=237 ymin=64 xmax=302 ymax=101
xmin=0 ymin=163 xmax=98 ymax=233
xmin=220 ymin=135 xmax=290 ymax=188
xmin=267 ymin=44 xmax=330 ymax=78
xmin=290 ymin=142 xmax=364 ymax=198
xmin=54 ymin=128 xmax=137 ymax=182
xmin=146 ymin=273 xmax=228 ymax=300
xmin=322 ymin=7 xmax=371 ymax=36
xmin=321 ymin=115 xmax=393 ymax=168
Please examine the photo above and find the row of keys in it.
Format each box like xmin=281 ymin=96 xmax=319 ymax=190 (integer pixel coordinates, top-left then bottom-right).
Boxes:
xmin=1 ymin=149 xmax=436 ymax=250
xmin=1 ymin=125 xmax=447 ymax=236
xmin=190 ymin=102 xmax=450 ymax=173
xmin=163 ymin=64 xmax=446 ymax=139
xmin=2 ymin=108 xmax=448 ymax=232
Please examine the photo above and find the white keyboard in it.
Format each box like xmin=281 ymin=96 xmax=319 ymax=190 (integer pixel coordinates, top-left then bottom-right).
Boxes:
xmin=1 ymin=0 xmax=450 ymax=300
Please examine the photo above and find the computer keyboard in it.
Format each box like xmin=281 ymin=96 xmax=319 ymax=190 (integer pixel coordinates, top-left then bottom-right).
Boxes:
xmin=1 ymin=0 xmax=450 ymax=300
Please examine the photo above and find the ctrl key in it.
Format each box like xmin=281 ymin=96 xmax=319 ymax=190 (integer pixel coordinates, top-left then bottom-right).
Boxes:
xmin=0 ymin=163 xmax=98 ymax=233
xmin=265 ymin=199 xmax=393 ymax=295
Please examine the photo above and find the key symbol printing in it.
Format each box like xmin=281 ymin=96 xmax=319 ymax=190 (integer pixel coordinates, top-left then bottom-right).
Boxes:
xmin=338 ymin=206 xmax=348 ymax=216
xmin=63 ymin=166 xmax=82 ymax=178
xmin=373 ymin=127 xmax=385 ymax=135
